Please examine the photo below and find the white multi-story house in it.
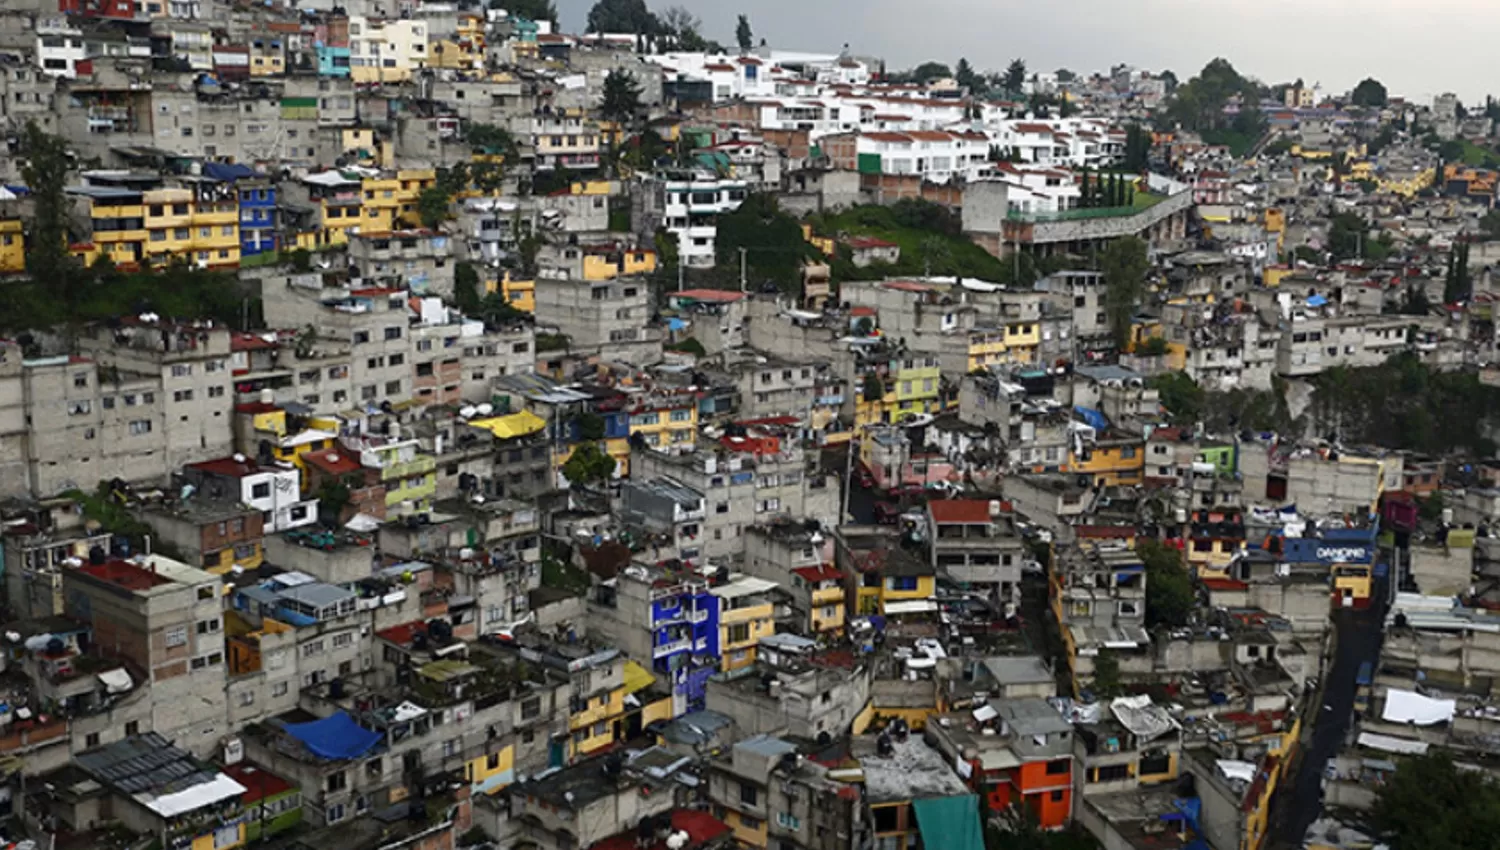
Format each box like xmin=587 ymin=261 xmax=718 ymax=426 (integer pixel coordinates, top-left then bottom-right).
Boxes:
xmin=182 ymin=456 xmax=319 ymax=533
xmin=36 ymin=19 xmax=85 ymax=79
xmin=649 ymin=171 xmax=748 ymax=268
xmin=831 ymin=130 xmax=991 ymax=184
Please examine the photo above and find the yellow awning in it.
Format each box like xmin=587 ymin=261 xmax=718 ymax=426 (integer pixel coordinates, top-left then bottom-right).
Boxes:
xmin=622 ymin=660 xmax=655 ymax=695
xmin=470 ymin=410 xmax=547 ymax=440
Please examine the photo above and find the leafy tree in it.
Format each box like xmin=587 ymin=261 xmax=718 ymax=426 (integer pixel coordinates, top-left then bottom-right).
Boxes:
xmin=1372 ymin=752 xmax=1500 ymax=849
xmin=19 ymin=121 xmax=77 ymax=307
xmin=1091 ymin=651 xmax=1123 ymax=698
xmin=1137 ymin=336 xmax=1170 ymax=356
xmin=586 ymin=0 xmax=656 ymax=33
xmin=463 ymin=122 xmax=518 ymax=158
xmin=1444 ymin=242 xmax=1471 ymax=303
xmin=734 ymin=14 xmax=753 ymax=51
xmin=1149 ymin=372 xmax=1205 ymax=423
xmin=1055 ymin=68 xmax=1077 ymax=83
xmin=561 ymin=441 xmax=617 ymax=486
xmin=862 ymin=372 xmax=885 ymax=403
xmin=1100 ymin=236 xmax=1149 ymax=349
xmin=416 ymin=186 xmax=451 ymax=229
xmin=714 ymin=193 xmax=819 ymax=292
xmin=1078 ymin=168 xmax=1093 ymax=208
xmin=1138 ymin=539 xmax=1194 ymax=629
xmin=908 ymin=62 xmax=952 ymax=84
xmin=1399 ymin=283 xmax=1431 ymax=316
xmin=600 ymin=69 xmax=644 ymax=127
xmin=1002 ymin=59 xmax=1027 ymax=94
xmin=1160 ymin=69 xmax=1178 ymax=92
xmin=1327 ymin=211 xmax=1370 ymax=261
xmin=573 ymin=412 xmax=605 ymax=441
xmin=1123 ymin=124 xmax=1151 ymax=172
xmin=454 ymin=262 xmax=482 ymax=314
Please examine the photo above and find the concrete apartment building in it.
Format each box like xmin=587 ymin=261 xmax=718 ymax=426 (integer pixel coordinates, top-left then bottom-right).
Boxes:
xmin=1 ymin=501 xmax=114 ymax=619
xmin=632 ymin=439 xmax=839 ymax=561
xmin=20 ymin=351 xmax=169 ymax=497
xmin=532 ymin=275 xmax=662 ymax=365
xmin=347 ymin=229 xmax=457 ymax=299
xmin=61 ymin=554 xmax=228 ymax=756
xmin=263 ymin=283 xmax=415 ymax=410
xmin=76 ymin=318 xmax=235 ymax=473
xmin=717 ymin=349 xmax=845 ymax=427
xmin=927 ymin=499 xmax=1027 ymax=611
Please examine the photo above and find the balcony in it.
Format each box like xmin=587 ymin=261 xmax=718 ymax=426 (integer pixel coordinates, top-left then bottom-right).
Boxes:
xmin=653 ymin=637 xmax=691 ymax=658
xmin=382 ymin=455 xmax=437 ymax=480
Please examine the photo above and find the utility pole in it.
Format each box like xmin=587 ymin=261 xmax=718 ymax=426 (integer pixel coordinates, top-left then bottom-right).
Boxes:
xmin=739 ymin=247 xmax=748 ymax=293
xmin=840 ymin=430 xmax=855 ymax=525
xmin=677 ymin=256 xmax=684 ymax=293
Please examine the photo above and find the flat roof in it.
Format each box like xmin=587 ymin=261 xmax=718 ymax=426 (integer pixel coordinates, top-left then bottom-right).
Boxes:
xmin=853 ymin=736 xmax=970 ymax=803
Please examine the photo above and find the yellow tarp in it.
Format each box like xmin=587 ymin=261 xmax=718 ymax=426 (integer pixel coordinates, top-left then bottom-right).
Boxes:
xmin=469 ymin=410 xmax=547 ymax=439
xmin=622 ymin=660 xmax=655 ymax=695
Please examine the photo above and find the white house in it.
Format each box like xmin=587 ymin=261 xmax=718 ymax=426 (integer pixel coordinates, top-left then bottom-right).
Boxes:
xmin=184 ymin=456 xmax=319 ymax=533
xmin=36 ymin=18 xmax=85 ymax=79
xmin=654 ymin=171 xmax=748 ymax=268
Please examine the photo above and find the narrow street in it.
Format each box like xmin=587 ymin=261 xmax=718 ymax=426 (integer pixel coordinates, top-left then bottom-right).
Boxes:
xmin=1268 ymin=573 xmax=1388 ymax=847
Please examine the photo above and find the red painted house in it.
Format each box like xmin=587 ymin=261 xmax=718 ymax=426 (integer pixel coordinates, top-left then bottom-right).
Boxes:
xmin=926 ymin=696 xmax=1074 ymax=829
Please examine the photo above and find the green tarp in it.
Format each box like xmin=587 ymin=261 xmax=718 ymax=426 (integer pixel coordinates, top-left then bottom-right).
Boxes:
xmin=912 ymin=794 xmax=984 ymax=850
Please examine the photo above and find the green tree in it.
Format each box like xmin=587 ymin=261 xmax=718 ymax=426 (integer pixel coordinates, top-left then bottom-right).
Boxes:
xmin=600 ymin=69 xmax=644 ymax=127
xmin=714 ymin=193 xmax=819 ymax=292
xmin=1002 ymin=59 xmax=1027 ymax=94
xmin=19 ymin=121 xmax=77 ymax=305
xmin=573 ymin=412 xmax=605 ymax=441
xmin=416 ymin=186 xmax=451 ymax=229
xmin=954 ymin=58 xmax=978 ymax=91
xmin=562 ymin=441 xmax=617 ymax=486
xmin=1138 ymin=539 xmax=1194 ymax=629
xmin=1091 ymin=651 xmax=1123 ymax=698
xmin=862 ymin=372 xmax=885 ymax=403
xmin=1149 ymin=372 xmax=1206 ymax=422
xmin=1480 ymin=210 xmax=1500 ymax=239
xmin=1445 ymin=242 xmax=1471 ymax=302
xmin=1123 ymin=124 xmax=1151 ymax=172
xmin=1100 ymin=236 xmax=1149 ymax=349
xmin=585 ymin=0 xmax=656 ymax=33
xmin=908 ymin=62 xmax=952 ymax=84
xmin=1350 ymin=77 xmax=1388 ymax=108
xmin=454 ymin=262 xmax=481 ymax=314
xmin=1055 ymin=68 xmax=1077 ymax=83
xmin=734 ymin=14 xmax=753 ymax=51
xmin=1373 ymin=752 xmax=1500 ymax=849
xmin=1327 ymin=211 xmax=1370 ymax=260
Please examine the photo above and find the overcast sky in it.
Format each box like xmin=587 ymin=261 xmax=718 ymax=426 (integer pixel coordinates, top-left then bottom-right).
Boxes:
xmin=559 ymin=0 xmax=1490 ymax=106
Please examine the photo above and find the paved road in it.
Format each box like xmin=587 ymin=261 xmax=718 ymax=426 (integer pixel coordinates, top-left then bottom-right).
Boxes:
xmin=1269 ymin=574 xmax=1388 ymax=847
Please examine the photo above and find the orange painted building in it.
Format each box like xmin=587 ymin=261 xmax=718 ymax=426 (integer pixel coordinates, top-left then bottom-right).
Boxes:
xmin=925 ymin=697 xmax=1073 ymax=830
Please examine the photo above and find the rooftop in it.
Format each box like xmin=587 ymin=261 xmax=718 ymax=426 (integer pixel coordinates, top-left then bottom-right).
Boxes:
xmin=853 ymin=734 xmax=971 ymax=803
xmin=75 ymin=560 xmax=173 ymax=592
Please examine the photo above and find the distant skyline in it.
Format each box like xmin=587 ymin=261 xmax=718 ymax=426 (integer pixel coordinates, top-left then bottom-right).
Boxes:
xmin=559 ymin=0 xmax=1491 ymax=107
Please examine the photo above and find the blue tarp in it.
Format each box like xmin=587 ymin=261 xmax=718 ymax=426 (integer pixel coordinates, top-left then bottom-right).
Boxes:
xmin=283 ymin=711 xmax=382 ymax=760
xmin=202 ymin=162 xmax=257 ymax=182
xmin=1074 ymin=406 xmax=1109 ymax=431
xmin=1306 ymin=294 xmax=1329 ymax=307
xmin=912 ymin=795 xmax=984 ymax=850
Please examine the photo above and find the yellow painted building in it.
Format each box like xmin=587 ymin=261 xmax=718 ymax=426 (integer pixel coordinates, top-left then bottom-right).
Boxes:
xmin=713 ymin=580 xmax=775 ymax=673
xmin=492 ymin=271 xmax=535 ymax=312
xmin=856 ymin=572 xmax=937 ymax=617
xmin=809 ymin=579 xmax=845 ymax=634
xmin=0 ymin=218 xmax=23 ymax=274
xmin=466 ymin=742 xmax=515 ymax=795
xmin=77 ymin=188 xmax=148 ymax=269
xmin=582 ymin=246 xmax=657 ymax=280
xmin=430 ymin=15 xmax=485 ymax=70
xmin=628 ymin=396 xmax=697 ymax=450
xmin=568 ymin=683 xmax=627 ymax=758
xmin=1071 ymin=437 xmax=1145 ymax=486
xmin=361 ymin=169 xmax=436 ymax=232
xmin=248 ymin=34 xmax=285 ymax=76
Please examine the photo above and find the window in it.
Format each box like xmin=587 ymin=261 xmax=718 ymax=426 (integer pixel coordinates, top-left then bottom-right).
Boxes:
xmin=73 ymin=373 xmax=88 ymax=388
xmin=384 ymin=326 xmax=402 ymax=340
xmin=85 ymin=732 xmax=100 ymax=748
xmin=102 ymin=396 xmax=114 ymax=409
xmin=129 ymin=419 xmax=152 ymax=435
xmin=385 ymin=380 xmax=401 ymax=395
xmin=888 ymin=576 xmax=918 ymax=591
xmin=728 ymin=623 xmax=750 ymax=643
xmin=68 ymin=400 xmax=91 ymax=416
xmin=326 ymin=804 xmax=345 ymax=823
xmin=173 ymin=390 xmax=193 ymax=402
xmin=388 ymin=353 xmax=404 ymax=367
xmin=164 ymin=625 xmax=188 ymax=648
xmin=332 ymin=632 xmax=353 ymax=648
xmin=777 ymin=812 xmax=801 ymax=831
xmin=740 ymin=783 xmax=759 ymax=806
xmin=1045 ymin=758 xmax=1070 ymax=775
xmin=125 ymin=721 xmax=139 ymax=736
xmin=522 ymin=697 xmax=541 ymax=719
xmin=171 ymin=364 xmax=192 ymax=377
xmin=239 ymin=691 xmax=254 ymax=706
xmin=272 ymin=682 xmax=288 ymax=697
xmin=302 ymin=640 xmax=325 ymax=657
xmin=208 ymin=386 xmax=225 ymax=398
xmin=196 ymin=618 xmax=220 ymax=634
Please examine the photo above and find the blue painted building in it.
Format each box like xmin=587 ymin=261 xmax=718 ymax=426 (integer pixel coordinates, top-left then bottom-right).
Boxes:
xmin=238 ymin=180 xmax=278 ymax=258
xmin=647 ymin=578 xmax=720 ymax=713
xmin=317 ymin=44 xmax=351 ymax=77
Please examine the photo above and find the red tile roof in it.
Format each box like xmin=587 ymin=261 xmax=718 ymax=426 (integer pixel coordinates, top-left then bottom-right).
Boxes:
xmin=861 ymin=131 xmax=912 ymax=144
xmin=222 ymin=763 xmax=293 ymax=802
xmin=793 ymin=564 xmax=842 ymax=583
xmin=1013 ymin=123 xmax=1054 ymax=134
xmin=845 ymin=236 xmax=899 ymax=250
xmin=376 ymin=620 xmax=428 ymax=647
xmin=77 ymin=560 xmax=173 ymax=591
xmin=231 ymin=332 xmax=277 ymax=352
xmin=928 ymin=500 xmax=994 ymax=524
xmin=234 ymin=402 xmax=281 ymax=414
xmin=187 ymin=456 xmax=265 ymax=479
xmin=881 ymin=280 xmax=935 ymax=293
xmin=1201 ymin=577 xmax=1249 ymax=592
xmin=850 ymin=306 xmax=877 ymax=317
xmin=302 ymin=448 xmax=361 ymax=476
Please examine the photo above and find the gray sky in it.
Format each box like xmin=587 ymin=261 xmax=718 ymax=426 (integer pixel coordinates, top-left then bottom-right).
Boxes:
xmin=559 ymin=0 xmax=1490 ymax=106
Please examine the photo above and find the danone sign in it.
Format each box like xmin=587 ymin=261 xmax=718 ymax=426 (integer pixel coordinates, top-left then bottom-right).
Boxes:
xmin=1316 ymin=545 xmax=1373 ymax=564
